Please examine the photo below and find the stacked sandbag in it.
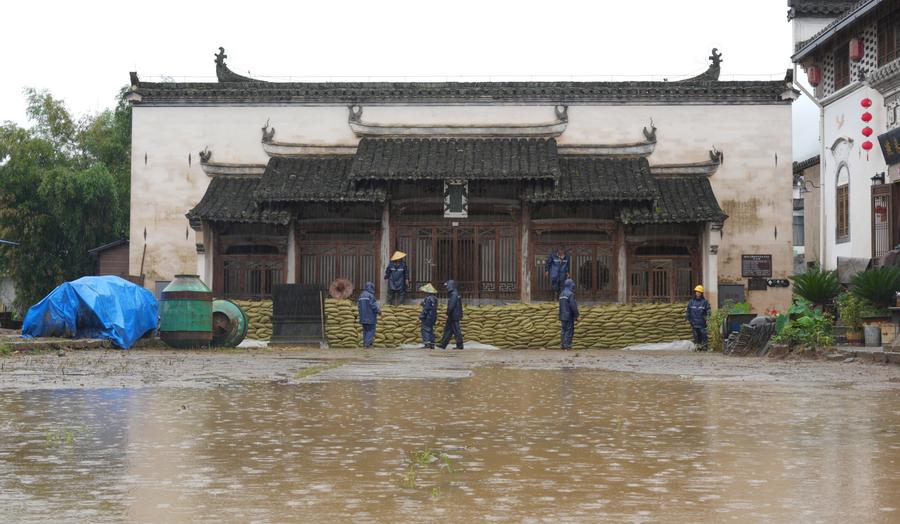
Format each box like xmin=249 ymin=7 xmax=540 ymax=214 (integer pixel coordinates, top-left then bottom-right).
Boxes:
xmin=231 ymin=300 xmax=273 ymax=341
xmin=323 ymin=298 xmax=690 ymax=349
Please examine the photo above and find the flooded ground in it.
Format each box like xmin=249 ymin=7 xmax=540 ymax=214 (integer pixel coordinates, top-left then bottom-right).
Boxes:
xmin=0 ymin=349 xmax=898 ymax=523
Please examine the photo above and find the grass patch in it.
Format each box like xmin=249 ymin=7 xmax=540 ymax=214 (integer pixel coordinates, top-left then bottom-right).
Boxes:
xmin=0 ymin=344 xmax=12 ymax=357
xmin=293 ymin=361 xmax=344 ymax=379
xmin=396 ymin=447 xmax=458 ymax=492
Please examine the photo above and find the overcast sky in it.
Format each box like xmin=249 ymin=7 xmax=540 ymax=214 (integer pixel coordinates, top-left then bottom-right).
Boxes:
xmin=1 ymin=0 xmax=817 ymax=158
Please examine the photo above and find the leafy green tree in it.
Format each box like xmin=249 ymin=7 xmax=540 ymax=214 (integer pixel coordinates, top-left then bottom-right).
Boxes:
xmin=0 ymin=88 xmax=130 ymax=313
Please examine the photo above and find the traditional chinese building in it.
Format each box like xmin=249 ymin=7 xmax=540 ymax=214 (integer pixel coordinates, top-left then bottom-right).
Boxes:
xmin=125 ymin=48 xmax=795 ymax=310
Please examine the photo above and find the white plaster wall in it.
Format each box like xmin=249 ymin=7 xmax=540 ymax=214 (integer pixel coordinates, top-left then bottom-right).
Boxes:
xmin=821 ymin=84 xmax=887 ymax=268
xmin=131 ymin=101 xmax=792 ymax=311
xmin=792 ymin=18 xmax=834 ymax=48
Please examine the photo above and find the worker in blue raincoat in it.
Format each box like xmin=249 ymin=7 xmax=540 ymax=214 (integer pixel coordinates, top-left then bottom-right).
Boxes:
xmin=686 ymin=284 xmax=711 ymax=350
xmin=558 ymin=278 xmax=580 ymax=350
xmin=357 ymin=281 xmax=381 ymax=348
xmin=384 ymin=250 xmax=410 ymax=306
xmin=418 ymin=283 xmax=438 ymax=349
xmin=438 ymin=279 xmax=464 ymax=350
xmin=545 ymin=245 xmax=571 ymax=296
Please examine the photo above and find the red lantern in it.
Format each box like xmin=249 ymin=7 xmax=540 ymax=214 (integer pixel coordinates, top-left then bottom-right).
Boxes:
xmin=862 ymin=126 xmax=874 ymax=137
xmin=850 ymin=37 xmax=865 ymax=61
xmin=862 ymin=140 xmax=874 ymax=151
xmin=807 ymin=66 xmax=822 ymax=87
xmin=862 ymin=112 xmax=873 ymax=122
xmin=861 ymin=98 xmax=873 ymax=108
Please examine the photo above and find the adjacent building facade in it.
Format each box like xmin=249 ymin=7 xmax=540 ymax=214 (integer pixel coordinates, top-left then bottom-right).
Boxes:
xmin=791 ymin=0 xmax=900 ymax=271
xmin=126 ymin=48 xmax=795 ymax=311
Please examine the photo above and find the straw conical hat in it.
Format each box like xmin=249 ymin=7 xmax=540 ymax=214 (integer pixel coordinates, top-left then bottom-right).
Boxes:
xmin=391 ymin=250 xmax=407 ymax=261
xmin=419 ymin=283 xmax=437 ymax=294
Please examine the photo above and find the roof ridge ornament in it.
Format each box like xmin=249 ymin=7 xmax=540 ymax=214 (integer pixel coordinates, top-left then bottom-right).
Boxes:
xmin=215 ymin=47 xmax=267 ymax=83
xmin=677 ymin=48 xmax=723 ymax=83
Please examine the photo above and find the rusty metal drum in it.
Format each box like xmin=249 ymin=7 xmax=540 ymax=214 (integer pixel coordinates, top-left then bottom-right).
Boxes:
xmin=211 ymin=299 xmax=249 ymax=347
xmin=159 ymin=275 xmax=212 ymax=348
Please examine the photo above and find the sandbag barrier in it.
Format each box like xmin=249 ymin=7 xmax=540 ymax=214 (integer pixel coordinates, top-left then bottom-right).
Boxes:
xmin=231 ymin=300 xmax=273 ymax=342
xmin=231 ymin=299 xmax=690 ymax=349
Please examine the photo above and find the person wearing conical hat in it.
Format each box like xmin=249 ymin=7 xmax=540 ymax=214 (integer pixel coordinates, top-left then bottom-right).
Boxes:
xmin=417 ymin=283 xmax=438 ymax=349
xmin=384 ymin=250 xmax=410 ymax=306
xmin=686 ymin=284 xmax=711 ymax=351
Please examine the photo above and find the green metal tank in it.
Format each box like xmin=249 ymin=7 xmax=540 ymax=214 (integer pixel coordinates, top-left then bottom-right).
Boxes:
xmin=159 ymin=275 xmax=212 ymax=348
xmin=211 ymin=299 xmax=249 ymax=347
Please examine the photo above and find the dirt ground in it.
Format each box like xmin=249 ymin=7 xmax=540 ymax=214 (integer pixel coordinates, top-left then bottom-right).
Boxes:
xmin=1 ymin=344 xmax=898 ymax=391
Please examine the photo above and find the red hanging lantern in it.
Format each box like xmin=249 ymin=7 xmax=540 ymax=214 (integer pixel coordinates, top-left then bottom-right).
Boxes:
xmin=850 ymin=37 xmax=865 ymax=61
xmin=862 ymin=112 xmax=873 ymax=122
xmin=862 ymin=140 xmax=874 ymax=151
xmin=862 ymin=126 xmax=874 ymax=137
xmin=807 ymin=66 xmax=822 ymax=87
xmin=861 ymin=97 xmax=873 ymax=108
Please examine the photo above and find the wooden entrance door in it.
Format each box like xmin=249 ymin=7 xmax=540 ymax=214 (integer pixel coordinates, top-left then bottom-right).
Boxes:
xmin=396 ymin=223 xmax=518 ymax=300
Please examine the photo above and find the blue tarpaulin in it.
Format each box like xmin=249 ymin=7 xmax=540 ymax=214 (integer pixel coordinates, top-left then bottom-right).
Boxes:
xmin=21 ymin=276 xmax=158 ymax=349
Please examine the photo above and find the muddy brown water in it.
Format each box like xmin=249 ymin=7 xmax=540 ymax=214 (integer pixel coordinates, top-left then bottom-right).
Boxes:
xmin=0 ymin=364 xmax=898 ymax=523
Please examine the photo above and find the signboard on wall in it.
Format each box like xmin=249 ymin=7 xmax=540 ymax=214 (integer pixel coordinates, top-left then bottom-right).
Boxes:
xmin=878 ymin=127 xmax=900 ymax=165
xmin=741 ymin=254 xmax=772 ymax=278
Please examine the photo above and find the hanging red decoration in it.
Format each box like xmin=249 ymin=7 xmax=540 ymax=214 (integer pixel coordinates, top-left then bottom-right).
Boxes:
xmin=862 ymin=112 xmax=873 ymax=122
xmin=862 ymin=126 xmax=874 ymax=136
xmin=807 ymin=66 xmax=822 ymax=87
xmin=861 ymin=98 xmax=873 ymax=108
xmin=862 ymin=140 xmax=874 ymax=151
xmin=850 ymin=37 xmax=865 ymax=61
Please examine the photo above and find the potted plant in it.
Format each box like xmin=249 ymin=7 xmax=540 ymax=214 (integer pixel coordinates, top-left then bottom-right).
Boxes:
xmin=850 ymin=266 xmax=900 ymax=324
xmin=789 ymin=265 xmax=841 ymax=311
xmin=836 ymin=292 xmax=864 ymax=344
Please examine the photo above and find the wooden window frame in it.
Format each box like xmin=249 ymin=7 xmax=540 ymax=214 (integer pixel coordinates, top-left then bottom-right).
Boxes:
xmin=879 ymin=8 xmax=900 ymax=66
xmin=836 ymin=184 xmax=850 ymax=243
xmin=833 ymin=41 xmax=851 ymax=91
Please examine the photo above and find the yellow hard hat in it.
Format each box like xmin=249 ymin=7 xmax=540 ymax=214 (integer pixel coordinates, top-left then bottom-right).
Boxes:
xmin=694 ymin=285 xmax=704 ymax=293
xmin=391 ymin=250 xmax=407 ymax=261
xmin=419 ymin=283 xmax=437 ymax=294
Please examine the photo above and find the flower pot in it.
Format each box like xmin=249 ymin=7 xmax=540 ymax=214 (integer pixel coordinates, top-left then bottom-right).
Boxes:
xmin=846 ymin=329 xmax=863 ymax=344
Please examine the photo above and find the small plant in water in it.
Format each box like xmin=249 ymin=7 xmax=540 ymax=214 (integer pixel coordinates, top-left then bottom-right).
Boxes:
xmin=396 ymin=447 xmax=457 ymax=490
xmin=44 ymin=427 xmax=79 ymax=447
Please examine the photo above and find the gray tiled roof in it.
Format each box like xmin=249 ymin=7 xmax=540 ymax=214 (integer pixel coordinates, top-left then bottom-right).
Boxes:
xmin=254 ymin=156 xmax=385 ymax=202
xmin=350 ymin=138 xmax=560 ymax=181
xmin=525 ymin=157 xmax=658 ymax=202
xmin=787 ymin=0 xmax=855 ymax=19
xmin=186 ymin=178 xmax=291 ymax=225
xmin=619 ymin=177 xmax=727 ymax=224
xmin=130 ymin=79 xmax=792 ymax=106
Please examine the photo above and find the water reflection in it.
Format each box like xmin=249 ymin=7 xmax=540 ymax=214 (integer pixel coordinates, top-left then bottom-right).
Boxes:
xmin=0 ymin=369 xmax=897 ymax=523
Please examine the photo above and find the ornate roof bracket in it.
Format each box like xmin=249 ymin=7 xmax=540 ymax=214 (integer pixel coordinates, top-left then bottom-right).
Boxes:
xmin=557 ymin=125 xmax=657 ymax=157
xmin=676 ymin=49 xmax=722 ymax=83
xmin=650 ymin=148 xmax=723 ymax=177
xmin=198 ymin=148 xmax=266 ymax=177
xmin=215 ymin=47 xmax=267 ymax=83
xmin=347 ymin=105 xmax=568 ymax=137
xmin=260 ymin=123 xmax=357 ymax=157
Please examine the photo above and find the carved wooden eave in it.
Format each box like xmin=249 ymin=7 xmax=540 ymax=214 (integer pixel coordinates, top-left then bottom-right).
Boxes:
xmin=347 ymin=105 xmax=568 ymax=138
xmin=198 ymin=149 xmax=266 ymax=177
xmin=650 ymin=149 xmax=723 ymax=177
xmin=260 ymin=125 xmax=357 ymax=157
xmin=557 ymin=126 xmax=657 ymax=157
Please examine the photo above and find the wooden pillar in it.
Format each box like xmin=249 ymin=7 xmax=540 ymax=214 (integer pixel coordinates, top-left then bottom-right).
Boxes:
xmin=379 ymin=205 xmax=391 ymax=303
xmin=520 ymin=203 xmax=531 ymax=303
xmin=286 ymin=222 xmax=296 ymax=284
xmin=617 ymin=222 xmax=628 ymax=304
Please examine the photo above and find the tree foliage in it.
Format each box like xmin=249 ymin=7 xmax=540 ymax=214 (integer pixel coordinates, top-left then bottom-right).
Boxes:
xmin=0 ymin=88 xmax=131 ymax=312
xmin=789 ymin=264 xmax=841 ymax=308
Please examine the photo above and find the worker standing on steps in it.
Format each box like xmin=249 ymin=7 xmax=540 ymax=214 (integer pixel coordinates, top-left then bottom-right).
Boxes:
xmin=686 ymin=284 xmax=711 ymax=351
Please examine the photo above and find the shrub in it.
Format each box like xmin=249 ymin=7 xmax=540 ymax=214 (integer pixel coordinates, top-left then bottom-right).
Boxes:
xmin=790 ymin=265 xmax=840 ymax=308
xmin=849 ymin=266 xmax=900 ymax=310
xmin=773 ymin=299 xmax=833 ymax=349
xmin=835 ymin=292 xmax=864 ymax=330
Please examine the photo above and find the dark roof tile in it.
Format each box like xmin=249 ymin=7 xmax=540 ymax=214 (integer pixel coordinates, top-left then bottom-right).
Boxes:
xmin=620 ymin=177 xmax=727 ymax=224
xmin=525 ymin=157 xmax=658 ymax=202
xmin=351 ymin=138 xmax=560 ymax=181
xmin=186 ymin=178 xmax=291 ymax=225
xmin=255 ymin=156 xmax=385 ymax=202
